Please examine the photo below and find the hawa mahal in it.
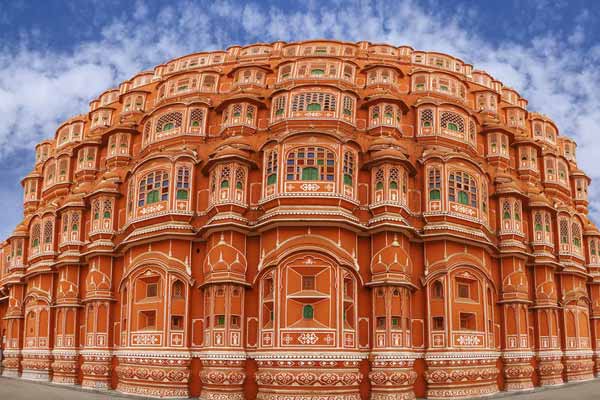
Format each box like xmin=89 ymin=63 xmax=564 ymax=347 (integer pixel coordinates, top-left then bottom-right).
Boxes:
xmin=0 ymin=40 xmax=599 ymax=400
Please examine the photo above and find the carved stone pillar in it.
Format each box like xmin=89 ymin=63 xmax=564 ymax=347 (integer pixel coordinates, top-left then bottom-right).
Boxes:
xmin=1 ymin=283 xmax=24 ymax=378
xmin=368 ymin=353 xmax=417 ymax=400
xmin=51 ymin=263 xmax=81 ymax=384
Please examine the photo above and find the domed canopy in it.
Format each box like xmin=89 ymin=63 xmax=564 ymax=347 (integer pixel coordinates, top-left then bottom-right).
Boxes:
xmin=202 ymin=236 xmax=248 ymax=286
xmin=370 ymin=237 xmax=413 ymax=286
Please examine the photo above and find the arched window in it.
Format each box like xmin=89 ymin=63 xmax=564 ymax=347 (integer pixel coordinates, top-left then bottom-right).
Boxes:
xmin=235 ymin=168 xmax=245 ymax=191
xmin=272 ymin=95 xmax=286 ymax=119
xmin=428 ymin=167 xmax=441 ymax=200
xmin=286 ymin=147 xmax=335 ymax=181
xmin=31 ymin=223 xmax=41 ymax=249
xmin=343 ymin=151 xmax=355 ymax=186
xmin=138 ymin=170 xmax=169 ymax=206
xmin=303 ymin=304 xmax=314 ymax=319
xmin=103 ymin=199 xmax=112 ymax=219
xmin=432 ymin=280 xmax=444 ymax=299
xmin=559 ymin=218 xmax=569 ymax=245
xmin=265 ymin=150 xmax=278 ymax=186
xmin=220 ymin=166 xmax=230 ymax=188
xmin=43 ymin=220 xmax=53 ymax=244
xmin=189 ymin=108 xmax=205 ymax=134
xmin=420 ymin=109 xmax=434 ymax=133
xmin=503 ymin=200 xmax=512 ymax=220
xmin=172 ymin=280 xmax=184 ymax=298
xmin=448 ymin=171 xmax=477 ymax=207
xmin=176 ymin=167 xmax=190 ymax=200
xmin=572 ymin=221 xmax=582 ymax=251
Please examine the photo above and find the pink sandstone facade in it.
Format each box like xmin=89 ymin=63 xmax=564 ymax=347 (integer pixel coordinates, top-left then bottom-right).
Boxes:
xmin=0 ymin=40 xmax=599 ymax=399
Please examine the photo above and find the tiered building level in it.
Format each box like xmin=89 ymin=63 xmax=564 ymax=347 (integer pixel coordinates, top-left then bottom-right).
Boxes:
xmin=0 ymin=40 xmax=599 ymax=399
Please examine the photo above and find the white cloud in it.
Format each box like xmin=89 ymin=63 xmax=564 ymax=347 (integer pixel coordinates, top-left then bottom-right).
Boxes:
xmin=1 ymin=0 xmax=600 ymax=236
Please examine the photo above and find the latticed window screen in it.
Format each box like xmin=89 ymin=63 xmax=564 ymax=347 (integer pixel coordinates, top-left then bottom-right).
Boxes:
xmin=93 ymin=200 xmax=101 ymax=220
xmin=375 ymin=168 xmax=384 ymax=190
xmin=428 ymin=168 xmax=441 ymax=200
xmin=103 ymin=199 xmax=112 ymax=219
xmin=246 ymin=105 xmax=256 ymax=123
xmin=514 ymin=202 xmax=521 ymax=221
xmin=389 ymin=167 xmax=399 ymax=189
xmin=155 ymin=112 xmax=183 ymax=132
xmin=71 ymin=212 xmax=79 ymax=232
xmin=31 ymin=223 xmax=41 ymax=248
xmin=440 ymin=111 xmax=465 ymax=133
xmin=286 ymin=146 xmax=335 ymax=181
xmin=448 ymin=171 xmax=477 ymax=207
xmin=572 ymin=222 xmax=582 ymax=249
xmin=421 ymin=109 xmax=434 ymax=128
xmin=265 ymin=150 xmax=278 ymax=185
xmin=43 ymin=220 xmax=53 ymax=244
xmin=189 ymin=108 xmax=205 ymax=129
xmin=371 ymin=105 xmax=381 ymax=125
xmin=220 ymin=166 xmax=231 ymax=188
xmin=560 ymin=218 xmax=569 ymax=244
xmin=235 ymin=168 xmax=245 ymax=190
xmin=138 ymin=170 xmax=170 ymax=206
xmin=502 ymin=200 xmax=512 ymax=220
xmin=343 ymin=151 xmax=354 ymax=186
xmin=291 ymin=92 xmax=337 ymax=112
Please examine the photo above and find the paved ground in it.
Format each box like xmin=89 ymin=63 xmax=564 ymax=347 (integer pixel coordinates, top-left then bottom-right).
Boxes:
xmin=0 ymin=376 xmax=599 ymax=399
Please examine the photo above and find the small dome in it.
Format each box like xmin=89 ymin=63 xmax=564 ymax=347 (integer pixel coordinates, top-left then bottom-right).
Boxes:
xmin=204 ymin=235 xmax=247 ymax=276
xmin=371 ymin=237 xmax=410 ymax=275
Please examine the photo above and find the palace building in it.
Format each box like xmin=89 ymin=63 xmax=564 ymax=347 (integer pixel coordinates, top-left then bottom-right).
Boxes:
xmin=0 ymin=39 xmax=599 ymax=399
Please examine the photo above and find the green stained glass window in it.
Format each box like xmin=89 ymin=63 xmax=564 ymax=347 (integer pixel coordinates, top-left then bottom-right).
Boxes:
xmin=302 ymin=167 xmax=318 ymax=181
xmin=344 ymin=174 xmax=353 ymax=186
xmin=303 ymin=304 xmax=314 ymax=319
xmin=147 ymin=190 xmax=159 ymax=204
xmin=176 ymin=189 xmax=188 ymax=200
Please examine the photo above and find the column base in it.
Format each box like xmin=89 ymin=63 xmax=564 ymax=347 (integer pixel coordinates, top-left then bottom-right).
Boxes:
xmin=21 ymin=349 xmax=52 ymax=382
xmin=502 ymin=351 xmax=534 ymax=391
xmin=51 ymin=350 xmax=79 ymax=385
xmin=424 ymin=352 xmax=499 ymax=399
xmin=1 ymin=349 xmax=21 ymax=377
xmin=536 ymin=351 xmax=564 ymax=386
xmin=115 ymin=350 xmax=191 ymax=398
xmin=254 ymin=353 xmax=363 ymax=400
xmin=564 ymin=351 xmax=595 ymax=382
xmin=198 ymin=352 xmax=246 ymax=400
xmin=368 ymin=352 xmax=417 ymax=400
xmin=80 ymin=349 xmax=112 ymax=390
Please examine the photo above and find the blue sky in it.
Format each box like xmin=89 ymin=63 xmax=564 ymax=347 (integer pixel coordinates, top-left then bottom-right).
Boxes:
xmin=1 ymin=0 xmax=600 ymax=239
